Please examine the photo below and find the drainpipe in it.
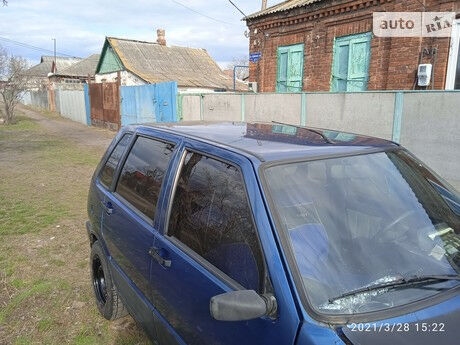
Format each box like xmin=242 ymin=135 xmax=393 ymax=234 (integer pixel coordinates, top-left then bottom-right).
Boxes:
xmin=233 ymin=65 xmax=249 ymax=92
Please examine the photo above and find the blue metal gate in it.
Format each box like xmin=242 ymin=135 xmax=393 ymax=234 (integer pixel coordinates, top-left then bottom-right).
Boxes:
xmin=120 ymin=81 xmax=177 ymax=126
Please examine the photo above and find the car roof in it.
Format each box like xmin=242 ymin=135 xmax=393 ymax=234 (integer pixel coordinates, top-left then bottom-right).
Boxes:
xmin=133 ymin=121 xmax=398 ymax=162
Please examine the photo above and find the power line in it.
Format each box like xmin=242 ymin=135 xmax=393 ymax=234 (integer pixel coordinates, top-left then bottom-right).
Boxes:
xmin=0 ymin=36 xmax=79 ymax=57
xmin=169 ymin=0 xmax=234 ymax=26
xmin=227 ymin=0 xmax=247 ymax=18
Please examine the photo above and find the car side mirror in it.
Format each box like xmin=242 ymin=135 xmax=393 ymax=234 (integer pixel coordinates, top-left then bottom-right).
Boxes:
xmin=210 ymin=290 xmax=277 ymax=321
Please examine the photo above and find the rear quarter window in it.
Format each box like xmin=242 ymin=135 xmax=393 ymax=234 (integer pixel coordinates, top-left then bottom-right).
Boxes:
xmin=99 ymin=134 xmax=132 ymax=188
xmin=116 ymin=136 xmax=175 ymax=220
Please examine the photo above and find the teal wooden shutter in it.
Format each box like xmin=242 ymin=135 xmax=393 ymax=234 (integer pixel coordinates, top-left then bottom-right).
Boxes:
xmin=347 ymin=34 xmax=372 ymax=91
xmin=331 ymin=33 xmax=371 ymax=92
xmin=331 ymin=40 xmax=350 ymax=92
xmin=277 ymin=47 xmax=289 ymax=92
xmin=277 ymin=44 xmax=304 ymax=92
xmin=287 ymin=44 xmax=304 ymax=92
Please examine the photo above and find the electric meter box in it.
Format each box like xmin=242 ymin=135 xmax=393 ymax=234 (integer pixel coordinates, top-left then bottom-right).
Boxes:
xmin=417 ymin=64 xmax=432 ymax=87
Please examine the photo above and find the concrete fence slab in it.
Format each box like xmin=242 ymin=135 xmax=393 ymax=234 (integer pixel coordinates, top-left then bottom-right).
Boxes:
xmin=203 ymin=94 xmax=241 ymax=121
xmin=400 ymin=92 xmax=460 ymax=186
xmin=245 ymin=93 xmax=302 ymax=124
xmin=306 ymin=93 xmax=395 ymax=140
xmin=181 ymin=95 xmax=201 ymax=121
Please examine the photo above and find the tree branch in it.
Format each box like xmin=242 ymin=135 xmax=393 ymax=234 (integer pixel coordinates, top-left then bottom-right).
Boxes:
xmin=0 ymin=44 xmax=30 ymax=124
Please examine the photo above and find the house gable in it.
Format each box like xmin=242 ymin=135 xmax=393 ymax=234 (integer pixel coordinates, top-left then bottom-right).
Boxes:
xmin=96 ymin=40 xmax=124 ymax=74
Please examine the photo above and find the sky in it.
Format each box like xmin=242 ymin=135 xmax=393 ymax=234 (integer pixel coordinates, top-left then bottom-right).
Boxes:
xmin=0 ymin=0 xmax=277 ymax=68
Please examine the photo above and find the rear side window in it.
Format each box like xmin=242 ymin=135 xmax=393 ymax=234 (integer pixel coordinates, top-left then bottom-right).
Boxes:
xmin=116 ymin=136 xmax=175 ymax=220
xmin=99 ymin=134 xmax=132 ymax=188
xmin=168 ymin=151 xmax=264 ymax=291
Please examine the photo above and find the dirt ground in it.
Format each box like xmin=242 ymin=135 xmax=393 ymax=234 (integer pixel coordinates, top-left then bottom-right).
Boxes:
xmin=0 ymin=106 xmax=151 ymax=345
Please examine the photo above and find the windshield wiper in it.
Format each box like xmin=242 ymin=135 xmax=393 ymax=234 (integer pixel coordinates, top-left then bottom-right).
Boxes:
xmin=328 ymin=275 xmax=460 ymax=304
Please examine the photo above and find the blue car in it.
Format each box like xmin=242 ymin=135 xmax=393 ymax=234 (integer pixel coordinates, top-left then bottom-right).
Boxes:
xmin=86 ymin=122 xmax=460 ymax=345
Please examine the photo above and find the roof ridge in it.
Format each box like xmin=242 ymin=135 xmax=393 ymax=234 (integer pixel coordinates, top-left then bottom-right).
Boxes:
xmin=107 ymin=36 xmax=159 ymax=45
xmin=169 ymin=45 xmax=205 ymax=51
xmin=246 ymin=0 xmax=325 ymax=20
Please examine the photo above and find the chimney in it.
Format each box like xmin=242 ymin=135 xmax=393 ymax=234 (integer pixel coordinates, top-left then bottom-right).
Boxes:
xmin=261 ymin=0 xmax=267 ymax=10
xmin=156 ymin=29 xmax=166 ymax=46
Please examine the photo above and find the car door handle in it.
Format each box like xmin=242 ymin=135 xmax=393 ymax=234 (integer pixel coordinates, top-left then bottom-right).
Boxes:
xmin=101 ymin=201 xmax=114 ymax=215
xmin=149 ymin=247 xmax=171 ymax=268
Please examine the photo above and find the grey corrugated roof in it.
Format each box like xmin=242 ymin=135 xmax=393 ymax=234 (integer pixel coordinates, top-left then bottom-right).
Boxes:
xmin=107 ymin=37 xmax=245 ymax=90
xmin=246 ymin=0 xmax=325 ymax=20
xmin=54 ymin=54 xmax=100 ymax=77
xmin=26 ymin=56 xmax=82 ymax=77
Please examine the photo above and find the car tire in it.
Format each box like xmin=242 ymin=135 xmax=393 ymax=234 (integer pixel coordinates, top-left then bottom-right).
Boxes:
xmin=90 ymin=241 xmax=128 ymax=320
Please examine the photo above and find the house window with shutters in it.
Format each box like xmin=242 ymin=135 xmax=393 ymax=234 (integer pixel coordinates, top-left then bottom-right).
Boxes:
xmin=276 ymin=44 xmax=304 ymax=92
xmin=331 ymin=32 xmax=372 ymax=92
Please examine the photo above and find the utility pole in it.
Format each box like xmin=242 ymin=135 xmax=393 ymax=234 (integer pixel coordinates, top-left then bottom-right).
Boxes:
xmin=52 ymin=38 xmax=56 ymax=72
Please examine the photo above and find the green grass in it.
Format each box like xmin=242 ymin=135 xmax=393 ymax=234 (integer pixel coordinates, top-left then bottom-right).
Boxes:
xmin=14 ymin=335 xmax=33 ymax=345
xmin=37 ymin=318 xmax=55 ymax=332
xmin=0 ymin=199 xmax=68 ymax=235
xmin=0 ymin=280 xmax=52 ymax=324
xmin=0 ymin=117 xmax=100 ymax=236
xmin=0 ymin=116 xmax=38 ymax=131
xmin=73 ymin=326 xmax=100 ymax=345
xmin=10 ymin=278 xmax=27 ymax=289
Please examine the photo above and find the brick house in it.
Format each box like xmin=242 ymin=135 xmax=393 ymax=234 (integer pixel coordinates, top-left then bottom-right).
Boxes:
xmin=245 ymin=0 xmax=460 ymax=92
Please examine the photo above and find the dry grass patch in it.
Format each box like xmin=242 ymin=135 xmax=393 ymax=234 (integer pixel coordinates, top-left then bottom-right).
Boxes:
xmin=0 ymin=115 xmax=150 ymax=344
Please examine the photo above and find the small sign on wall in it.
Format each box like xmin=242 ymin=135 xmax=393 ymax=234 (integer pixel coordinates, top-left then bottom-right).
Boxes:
xmin=250 ymin=52 xmax=262 ymax=63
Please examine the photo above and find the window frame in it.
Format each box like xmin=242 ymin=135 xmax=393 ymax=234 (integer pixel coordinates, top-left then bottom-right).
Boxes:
xmin=111 ymin=133 xmax=177 ymax=225
xmin=97 ymin=132 xmax=133 ymax=190
xmin=446 ymin=19 xmax=460 ymax=90
xmin=164 ymin=146 xmax=270 ymax=293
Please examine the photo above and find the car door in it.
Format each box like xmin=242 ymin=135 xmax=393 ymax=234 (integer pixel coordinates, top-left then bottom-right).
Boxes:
xmin=149 ymin=139 xmax=300 ymax=345
xmin=91 ymin=131 xmax=133 ymax=243
xmin=99 ymin=130 xmax=180 ymax=338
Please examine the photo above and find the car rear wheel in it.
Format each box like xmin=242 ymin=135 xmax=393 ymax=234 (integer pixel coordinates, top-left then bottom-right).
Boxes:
xmin=90 ymin=241 xmax=128 ymax=320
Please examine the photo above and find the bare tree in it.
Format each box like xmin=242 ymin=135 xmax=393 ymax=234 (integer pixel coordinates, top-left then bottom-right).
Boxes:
xmin=2 ymin=1 xmax=8 ymax=7
xmin=0 ymin=46 xmax=30 ymax=125
xmin=226 ymin=56 xmax=249 ymax=80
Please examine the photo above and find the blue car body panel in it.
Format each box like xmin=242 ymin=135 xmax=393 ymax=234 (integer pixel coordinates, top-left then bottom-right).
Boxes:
xmin=86 ymin=122 xmax=459 ymax=345
xmin=147 ymin=136 xmax=300 ymax=345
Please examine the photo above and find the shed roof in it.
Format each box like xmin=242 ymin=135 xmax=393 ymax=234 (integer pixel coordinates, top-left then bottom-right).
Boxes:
xmin=100 ymin=37 xmax=246 ymax=91
xmin=53 ymin=54 xmax=100 ymax=77
xmin=25 ymin=56 xmax=82 ymax=77
xmin=246 ymin=0 xmax=325 ymax=20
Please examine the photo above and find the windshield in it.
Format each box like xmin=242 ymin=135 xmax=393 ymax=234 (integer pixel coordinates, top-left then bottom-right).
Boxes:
xmin=263 ymin=150 xmax=460 ymax=315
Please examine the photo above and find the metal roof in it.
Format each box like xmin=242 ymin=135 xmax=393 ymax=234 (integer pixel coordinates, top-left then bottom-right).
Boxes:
xmin=246 ymin=0 xmax=325 ymax=20
xmin=25 ymin=56 xmax=82 ymax=77
xmin=136 ymin=122 xmax=396 ymax=162
xmin=106 ymin=37 xmax=246 ymax=91
xmin=53 ymin=54 xmax=100 ymax=77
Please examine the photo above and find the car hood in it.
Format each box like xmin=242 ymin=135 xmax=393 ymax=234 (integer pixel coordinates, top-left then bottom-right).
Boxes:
xmin=296 ymin=295 xmax=460 ymax=344
xmin=337 ymin=295 xmax=460 ymax=345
